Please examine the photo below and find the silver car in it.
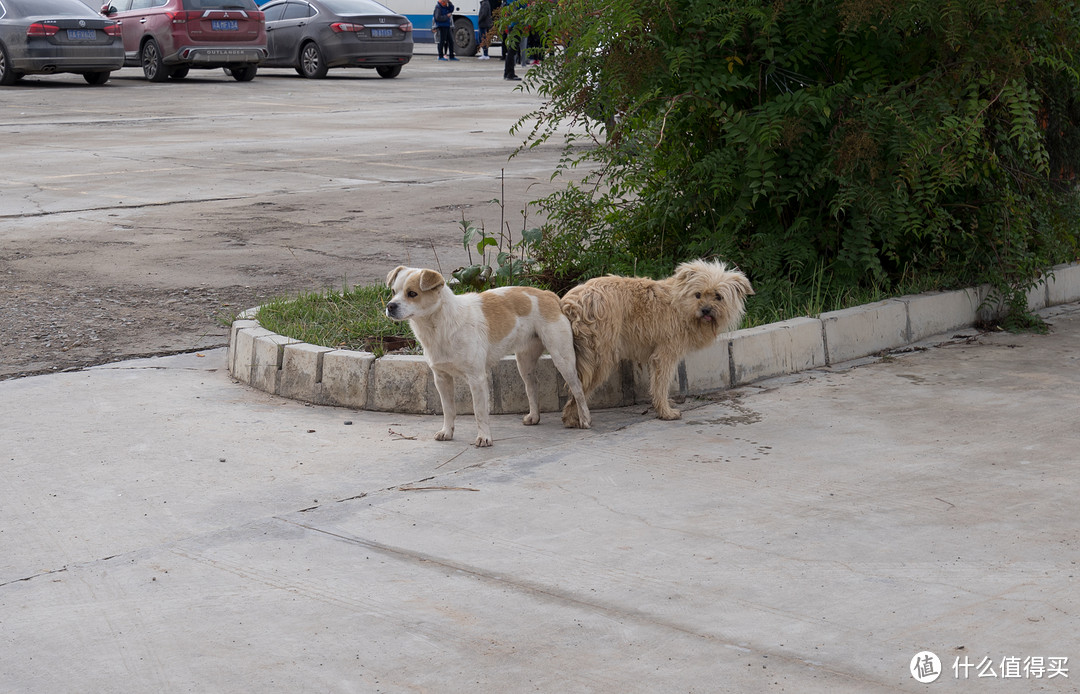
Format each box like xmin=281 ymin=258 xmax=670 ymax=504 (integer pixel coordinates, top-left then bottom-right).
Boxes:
xmin=0 ymin=0 xmax=124 ymax=85
xmin=260 ymin=0 xmax=412 ymax=79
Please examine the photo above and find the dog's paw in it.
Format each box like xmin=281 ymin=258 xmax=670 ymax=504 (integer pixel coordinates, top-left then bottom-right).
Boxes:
xmin=522 ymin=412 xmax=540 ymax=426
xmin=561 ymin=406 xmax=581 ymax=428
xmin=657 ymin=408 xmax=682 ymax=421
xmin=474 ymin=435 xmax=493 ymax=447
xmin=434 ymin=429 xmax=454 ymax=441
xmin=577 ymin=413 xmax=592 ymax=429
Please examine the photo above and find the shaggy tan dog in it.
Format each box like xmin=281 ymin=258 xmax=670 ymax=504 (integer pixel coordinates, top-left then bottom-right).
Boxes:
xmin=561 ymin=259 xmax=753 ymax=425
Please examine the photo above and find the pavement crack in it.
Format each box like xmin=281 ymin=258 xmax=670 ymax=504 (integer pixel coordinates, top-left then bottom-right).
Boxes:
xmin=0 ymin=566 xmax=68 ymax=587
xmin=0 ymin=196 xmax=247 ymax=221
xmin=275 ymin=516 xmax=895 ymax=690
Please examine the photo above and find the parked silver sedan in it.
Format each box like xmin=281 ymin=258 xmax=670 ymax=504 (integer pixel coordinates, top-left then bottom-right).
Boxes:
xmin=259 ymin=0 xmax=412 ymax=79
xmin=0 ymin=0 xmax=123 ymax=85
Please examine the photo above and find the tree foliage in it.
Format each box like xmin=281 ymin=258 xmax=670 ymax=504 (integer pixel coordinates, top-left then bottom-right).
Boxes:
xmin=500 ymin=0 xmax=1080 ymax=322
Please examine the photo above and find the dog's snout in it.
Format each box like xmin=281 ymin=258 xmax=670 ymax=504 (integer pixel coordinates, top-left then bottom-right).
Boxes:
xmin=386 ymin=301 xmax=398 ymax=318
xmin=700 ymin=305 xmax=712 ymax=316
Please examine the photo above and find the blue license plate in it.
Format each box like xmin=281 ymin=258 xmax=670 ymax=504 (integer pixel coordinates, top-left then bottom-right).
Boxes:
xmin=371 ymin=28 xmax=393 ymax=38
xmin=211 ymin=19 xmax=239 ymax=31
xmin=67 ymin=29 xmax=97 ymax=41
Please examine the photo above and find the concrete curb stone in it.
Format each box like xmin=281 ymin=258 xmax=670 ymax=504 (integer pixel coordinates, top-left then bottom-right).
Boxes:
xmin=900 ymin=288 xmax=982 ymax=343
xmin=1047 ymin=262 xmax=1080 ymax=306
xmin=731 ymin=317 xmax=825 ymax=385
xmin=319 ymin=350 xmax=376 ymax=409
xmin=229 ymin=263 xmax=1080 ymax=415
xmin=821 ymin=299 xmax=908 ymax=365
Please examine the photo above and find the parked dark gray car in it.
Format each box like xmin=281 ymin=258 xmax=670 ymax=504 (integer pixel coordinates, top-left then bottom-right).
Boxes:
xmin=259 ymin=0 xmax=411 ymax=79
xmin=0 ymin=0 xmax=124 ymax=85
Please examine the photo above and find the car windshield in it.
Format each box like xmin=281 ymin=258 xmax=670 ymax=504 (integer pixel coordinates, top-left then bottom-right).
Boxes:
xmin=180 ymin=0 xmax=259 ymax=9
xmin=319 ymin=0 xmax=395 ymax=15
xmin=7 ymin=0 xmax=97 ymax=14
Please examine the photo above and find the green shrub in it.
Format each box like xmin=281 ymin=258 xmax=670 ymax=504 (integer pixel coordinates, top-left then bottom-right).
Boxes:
xmin=502 ymin=0 xmax=1080 ymax=326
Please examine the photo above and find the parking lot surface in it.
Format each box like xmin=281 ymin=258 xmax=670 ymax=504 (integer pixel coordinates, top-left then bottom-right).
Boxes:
xmin=1 ymin=45 xmax=565 ymax=378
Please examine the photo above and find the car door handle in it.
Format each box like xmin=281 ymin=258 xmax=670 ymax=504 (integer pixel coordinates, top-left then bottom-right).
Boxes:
xmin=140 ymin=18 xmax=147 ymax=23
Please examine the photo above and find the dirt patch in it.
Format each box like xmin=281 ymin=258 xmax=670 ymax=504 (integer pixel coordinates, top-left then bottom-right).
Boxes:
xmin=0 ymin=282 xmax=249 ymax=379
xmin=0 ymin=195 xmax=477 ymax=380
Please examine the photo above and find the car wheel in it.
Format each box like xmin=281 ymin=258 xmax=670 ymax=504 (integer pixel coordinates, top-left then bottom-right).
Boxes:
xmin=140 ymin=39 xmax=168 ymax=82
xmin=0 ymin=41 xmax=23 ymax=86
xmin=453 ymin=17 xmax=478 ymax=56
xmin=376 ymin=65 xmax=401 ymax=79
xmin=169 ymin=66 xmax=189 ymax=80
xmin=83 ymin=71 xmax=111 ymax=85
xmin=298 ymin=42 xmax=328 ymax=79
xmin=229 ymin=65 xmax=258 ymax=82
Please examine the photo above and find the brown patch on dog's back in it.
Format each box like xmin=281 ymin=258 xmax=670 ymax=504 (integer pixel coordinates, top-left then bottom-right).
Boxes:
xmin=481 ymin=287 xmax=562 ymax=343
xmin=523 ymin=287 xmax=563 ymax=322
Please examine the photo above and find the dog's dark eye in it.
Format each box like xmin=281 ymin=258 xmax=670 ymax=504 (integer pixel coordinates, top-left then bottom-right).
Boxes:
xmin=695 ymin=292 xmax=702 ymax=299
xmin=407 ymin=291 xmax=418 ymax=298
xmin=716 ymin=292 xmax=723 ymax=302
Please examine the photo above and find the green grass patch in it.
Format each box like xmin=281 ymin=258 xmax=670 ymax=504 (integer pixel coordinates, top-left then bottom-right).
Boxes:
xmin=254 ymin=263 xmax=967 ymax=357
xmin=742 ymin=264 xmax=955 ymax=328
xmin=255 ymin=284 xmax=415 ymax=358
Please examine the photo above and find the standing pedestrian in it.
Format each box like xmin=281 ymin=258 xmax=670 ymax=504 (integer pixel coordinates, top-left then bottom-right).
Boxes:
xmin=502 ymin=31 xmax=520 ymax=80
xmin=433 ymin=0 xmax=458 ymax=61
xmin=501 ymin=0 xmax=521 ymax=80
xmin=477 ymin=0 xmax=493 ymax=60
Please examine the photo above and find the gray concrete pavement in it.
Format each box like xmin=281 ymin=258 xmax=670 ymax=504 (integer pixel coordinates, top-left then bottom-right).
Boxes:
xmin=0 ymin=43 xmax=575 ymax=379
xmin=3 ymin=304 xmax=1078 ymax=692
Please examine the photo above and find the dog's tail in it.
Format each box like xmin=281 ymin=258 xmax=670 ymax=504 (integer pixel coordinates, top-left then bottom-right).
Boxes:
xmin=560 ymin=288 xmax=606 ymax=393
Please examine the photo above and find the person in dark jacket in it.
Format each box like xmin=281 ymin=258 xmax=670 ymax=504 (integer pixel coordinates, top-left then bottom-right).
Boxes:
xmin=477 ymin=0 xmax=493 ymax=59
xmin=501 ymin=0 xmax=521 ymax=79
xmin=433 ymin=0 xmax=457 ymax=61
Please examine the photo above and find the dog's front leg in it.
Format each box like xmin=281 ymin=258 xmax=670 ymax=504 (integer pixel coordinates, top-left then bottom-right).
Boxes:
xmin=649 ymin=353 xmax=681 ymax=420
xmin=432 ymin=370 xmax=456 ymax=441
xmin=467 ymin=374 xmax=493 ymax=447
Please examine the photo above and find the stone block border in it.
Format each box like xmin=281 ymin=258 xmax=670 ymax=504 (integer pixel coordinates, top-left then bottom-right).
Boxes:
xmin=228 ymin=263 xmax=1080 ymax=415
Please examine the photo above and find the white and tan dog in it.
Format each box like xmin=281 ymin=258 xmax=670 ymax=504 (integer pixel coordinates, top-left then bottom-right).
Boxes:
xmin=561 ymin=259 xmax=753 ymax=425
xmin=386 ymin=266 xmax=591 ymax=447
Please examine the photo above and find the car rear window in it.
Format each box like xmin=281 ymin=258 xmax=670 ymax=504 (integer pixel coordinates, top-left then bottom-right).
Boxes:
xmin=8 ymin=0 xmax=98 ymax=14
xmin=181 ymin=0 xmax=259 ymax=9
xmin=320 ymin=0 xmax=397 ymax=15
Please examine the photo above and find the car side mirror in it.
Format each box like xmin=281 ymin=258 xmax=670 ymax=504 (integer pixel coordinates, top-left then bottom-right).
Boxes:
xmin=101 ymin=4 xmax=116 ymax=15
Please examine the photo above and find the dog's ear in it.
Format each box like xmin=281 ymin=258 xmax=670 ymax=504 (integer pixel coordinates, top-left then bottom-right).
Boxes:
xmin=419 ymin=269 xmax=445 ymax=292
xmin=386 ymin=265 xmax=407 ymax=288
xmin=732 ymin=272 xmax=755 ymax=297
xmin=672 ymin=262 xmax=699 ymax=284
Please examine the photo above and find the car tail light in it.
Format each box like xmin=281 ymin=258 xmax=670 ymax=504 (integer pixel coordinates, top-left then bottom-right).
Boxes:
xmin=27 ymin=22 xmax=60 ymax=37
xmin=331 ymin=22 xmax=364 ymax=32
xmin=104 ymin=23 xmax=122 ymax=37
xmin=400 ymin=22 xmax=412 ymax=32
xmin=166 ymin=11 xmax=197 ymax=24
